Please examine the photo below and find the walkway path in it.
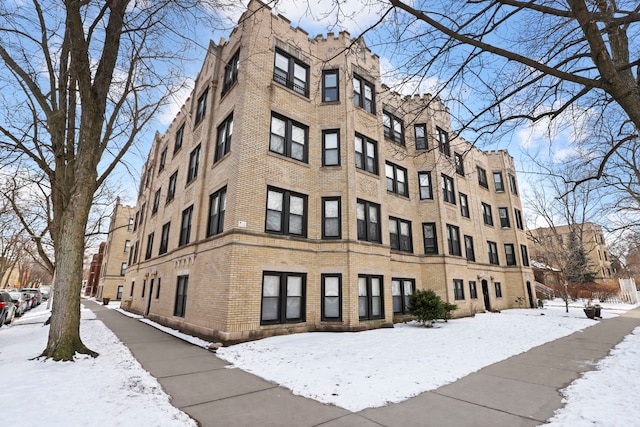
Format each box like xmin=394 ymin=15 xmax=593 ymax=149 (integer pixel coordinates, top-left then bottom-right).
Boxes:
xmin=86 ymin=300 xmax=640 ymax=427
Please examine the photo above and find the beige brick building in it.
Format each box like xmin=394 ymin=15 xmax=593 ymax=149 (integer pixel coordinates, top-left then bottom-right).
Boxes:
xmin=120 ymin=0 xmax=535 ymax=343
xmin=97 ymin=199 xmax=135 ymax=301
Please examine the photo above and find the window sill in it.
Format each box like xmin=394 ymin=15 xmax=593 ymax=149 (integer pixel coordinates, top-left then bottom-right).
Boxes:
xmin=271 ymin=81 xmax=311 ymax=101
xmin=267 ymin=150 xmax=310 ymax=167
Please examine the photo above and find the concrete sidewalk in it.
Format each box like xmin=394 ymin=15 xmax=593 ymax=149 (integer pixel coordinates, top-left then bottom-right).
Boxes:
xmin=86 ymin=300 xmax=640 ymax=427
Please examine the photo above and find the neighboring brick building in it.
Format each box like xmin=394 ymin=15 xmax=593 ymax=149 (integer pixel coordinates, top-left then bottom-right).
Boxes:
xmin=529 ymin=222 xmax=614 ymax=283
xmin=120 ymin=0 xmax=535 ymax=343
xmin=97 ymin=199 xmax=135 ymax=301
xmin=84 ymin=242 xmax=105 ymax=297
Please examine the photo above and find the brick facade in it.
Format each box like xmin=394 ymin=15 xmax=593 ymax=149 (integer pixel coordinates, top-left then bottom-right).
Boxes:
xmin=97 ymin=200 xmax=134 ymax=300
xmin=119 ymin=0 xmax=536 ymax=343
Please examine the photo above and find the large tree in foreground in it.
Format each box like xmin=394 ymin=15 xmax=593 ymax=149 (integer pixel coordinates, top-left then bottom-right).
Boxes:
xmin=0 ymin=0 xmax=240 ymax=360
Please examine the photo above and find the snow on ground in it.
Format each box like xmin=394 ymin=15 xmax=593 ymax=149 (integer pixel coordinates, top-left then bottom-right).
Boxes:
xmin=0 ymin=302 xmax=196 ymax=427
xmin=1 ymin=298 xmax=639 ymax=426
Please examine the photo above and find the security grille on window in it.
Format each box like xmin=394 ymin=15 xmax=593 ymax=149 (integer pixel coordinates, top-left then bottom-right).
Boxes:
xmin=321 ymin=274 xmax=341 ymax=321
xmin=482 ymin=202 xmax=493 ymax=226
xmin=359 ymin=275 xmax=384 ymax=320
xmin=159 ymin=222 xmax=170 ymax=255
xmin=207 ymin=187 xmax=226 ymax=237
xmin=446 ymin=224 xmax=461 ymax=256
xmin=454 ymin=279 xmax=465 ymax=300
xmin=464 ymin=235 xmax=475 ymax=261
xmin=357 ymin=199 xmax=381 ymax=243
xmin=273 ymin=49 xmax=309 ymax=96
xmin=442 ymin=174 xmax=456 ymax=204
xmin=459 ymin=192 xmax=470 ymax=217
xmin=167 ymin=171 xmax=177 ymax=202
xmin=322 ymin=69 xmax=339 ymax=102
xmin=265 ymin=187 xmax=307 ymax=237
xmin=194 ymin=88 xmax=208 ymax=126
xmin=322 ymin=130 xmax=340 ymax=166
xmin=179 ymin=205 xmax=193 ymax=246
xmin=469 ymin=281 xmax=478 ymax=299
xmin=187 ymin=144 xmax=201 ymax=184
xmin=514 ymin=208 xmax=524 ymax=230
xmin=174 ymin=275 xmax=188 ymax=317
xmin=353 ymin=74 xmax=375 ymax=113
xmin=389 ymin=217 xmax=413 ymax=253
xmin=392 ymin=278 xmax=415 ymax=314
xmin=322 ymin=197 xmax=341 ymax=239
xmin=355 ymin=134 xmax=378 ymax=174
xmin=477 ymin=166 xmax=488 ymax=188
xmin=215 ymin=113 xmax=233 ymax=162
xmin=222 ymin=50 xmax=239 ymax=95
xmin=145 ymin=232 xmax=154 ymax=260
xmin=521 ymin=244 xmax=530 ymax=266
xmin=498 ymin=207 xmax=510 ymax=228
xmin=422 ymin=222 xmax=438 ymax=254
xmin=174 ymin=124 xmax=184 ymax=154
xmin=386 ymin=162 xmax=408 ymax=196
xmin=437 ymin=127 xmax=450 ymax=156
xmin=455 ymin=153 xmax=465 ymax=175
xmin=493 ymin=172 xmax=505 ymax=192
xmin=383 ymin=111 xmax=404 ymax=145
xmin=488 ymin=241 xmax=499 ymax=265
xmin=414 ymin=124 xmax=427 ymax=150
xmin=418 ymin=172 xmax=433 ymax=200
xmin=261 ymin=272 xmax=306 ymax=324
xmin=270 ymin=113 xmax=308 ymax=162
xmin=505 ymin=243 xmax=517 ymax=265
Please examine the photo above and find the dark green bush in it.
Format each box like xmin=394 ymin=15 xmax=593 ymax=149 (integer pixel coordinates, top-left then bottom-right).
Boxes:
xmin=408 ymin=289 xmax=457 ymax=327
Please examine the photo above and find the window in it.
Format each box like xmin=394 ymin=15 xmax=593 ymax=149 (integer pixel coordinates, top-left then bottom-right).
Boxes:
xmin=355 ymin=134 xmax=378 ymax=174
xmin=418 ymin=172 xmax=433 ymax=200
xmin=322 ymin=69 xmax=339 ymax=102
xmin=194 ymin=88 xmax=209 ymax=126
xmin=138 ymin=203 xmax=146 ymax=227
xmin=498 ymin=207 xmax=510 ymax=228
xmin=132 ymin=241 xmax=139 ymax=264
xmin=156 ymin=278 xmax=161 ymax=299
xmin=270 ymin=113 xmax=308 ymax=162
xmin=383 ymin=110 xmax=404 ymax=144
xmin=423 ymin=223 xmax=438 ymax=254
xmin=322 ymin=197 xmax=341 ymax=239
xmin=261 ymin=272 xmax=306 ymax=324
xmin=141 ymin=280 xmax=146 ymax=298
xmin=521 ymin=244 xmax=530 ymax=266
xmin=437 ymin=127 xmax=450 ymax=156
xmin=130 ymin=281 xmax=135 ymax=297
xmin=509 ymin=174 xmax=518 ymax=195
xmin=167 ymin=171 xmax=178 ymax=202
xmin=494 ymin=282 xmax=503 ymax=298
xmin=459 ymin=193 xmax=469 ymax=218
xmin=482 ymin=202 xmax=494 ymax=226
xmin=145 ymin=232 xmax=154 ymax=260
xmin=274 ymin=49 xmax=309 ymax=96
xmin=389 ymin=217 xmax=413 ymax=253
xmin=128 ymin=217 xmax=134 ymax=231
xmin=414 ymin=124 xmax=427 ymax=150
xmin=222 ymin=50 xmax=239 ymax=95
xmin=124 ymin=240 xmax=131 ymax=253
xmin=159 ymin=147 xmax=167 ymax=172
xmin=442 ymin=174 xmax=456 ymax=204
xmin=464 ymin=235 xmax=475 ymax=261
xmin=159 ymin=222 xmax=170 ymax=255
xmin=207 ymin=187 xmax=226 ymax=237
xmin=266 ymin=187 xmax=308 ymax=237
xmin=488 ymin=241 xmax=499 ymax=265
xmin=321 ymin=274 xmax=341 ymax=321
xmin=358 ymin=275 xmax=384 ymax=320
xmin=477 ymin=166 xmax=488 ymax=188
xmin=187 ymin=145 xmax=201 ymax=184
xmin=469 ymin=281 xmax=478 ymax=299
xmin=353 ymin=74 xmax=375 ymax=113
xmin=152 ymin=189 xmax=161 ymax=215
xmin=322 ymin=129 xmax=340 ymax=166
xmin=357 ymin=199 xmax=381 ymax=243
xmin=120 ymin=262 xmax=127 ymax=276
xmin=514 ymin=208 xmax=524 ymax=230
xmin=386 ymin=162 xmax=408 ymax=196
xmin=455 ymin=153 xmax=465 ymax=175
xmin=215 ymin=113 xmax=233 ymax=162
xmin=454 ymin=279 xmax=465 ymax=300
xmin=174 ymin=275 xmax=188 ymax=317
xmin=505 ymin=243 xmax=516 ymax=266
xmin=446 ymin=224 xmax=461 ymax=256
xmin=117 ymin=285 xmax=123 ymax=300
xmin=392 ymin=278 xmax=415 ymax=314
xmin=174 ymin=124 xmax=184 ymax=154
xmin=179 ymin=205 xmax=193 ymax=246
xmin=493 ymin=172 xmax=505 ymax=192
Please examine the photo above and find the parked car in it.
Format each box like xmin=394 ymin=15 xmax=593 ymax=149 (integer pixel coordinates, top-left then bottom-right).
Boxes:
xmin=21 ymin=289 xmax=42 ymax=306
xmin=0 ymin=291 xmax=17 ymax=326
xmin=8 ymin=291 xmax=28 ymax=317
